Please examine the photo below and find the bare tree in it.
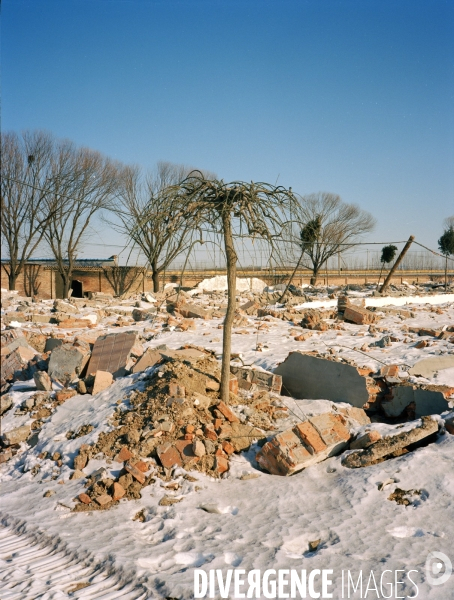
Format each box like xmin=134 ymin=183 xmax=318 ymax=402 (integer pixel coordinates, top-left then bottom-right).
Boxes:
xmin=291 ymin=192 xmax=376 ymax=285
xmin=42 ymin=142 xmax=121 ymax=298
xmin=174 ymin=173 xmax=298 ymax=403
xmin=110 ymin=161 xmax=215 ymax=292
xmin=103 ymin=265 xmax=144 ymax=297
xmin=23 ymin=264 xmax=42 ymax=297
xmin=1 ymin=131 xmax=56 ymax=290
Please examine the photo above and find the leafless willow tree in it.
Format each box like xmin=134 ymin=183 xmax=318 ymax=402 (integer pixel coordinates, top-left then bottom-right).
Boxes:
xmin=42 ymin=142 xmax=121 ymax=298
xmin=1 ymin=131 xmax=57 ymax=290
xmin=109 ymin=161 xmax=215 ymax=292
xmin=289 ymin=192 xmax=376 ymax=285
xmin=173 ymin=172 xmax=298 ymax=402
xmin=103 ymin=265 xmax=144 ymax=297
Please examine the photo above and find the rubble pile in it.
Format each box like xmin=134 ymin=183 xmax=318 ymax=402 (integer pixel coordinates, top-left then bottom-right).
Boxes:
xmin=68 ymin=355 xmax=291 ymax=509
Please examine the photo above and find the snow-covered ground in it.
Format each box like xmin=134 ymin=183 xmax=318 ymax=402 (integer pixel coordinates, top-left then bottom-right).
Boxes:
xmin=1 ymin=284 xmax=454 ymax=599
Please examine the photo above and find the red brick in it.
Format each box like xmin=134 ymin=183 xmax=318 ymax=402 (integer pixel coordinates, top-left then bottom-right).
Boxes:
xmin=184 ymin=433 xmax=195 ymax=441
xmin=222 ymin=441 xmax=235 ymax=455
xmin=78 ymin=493 xmax=92 ymax=504
xmin=204 ymin=426 xmax=218 ymax=441
xmin=175 ymin=439 xmax=196 ymax=462
xmin=94 ymin=494 xmax=112 ymax=506
xmin=156 ymin=443 xmax=183 ymax=469
xmin=112 ymin=482 xmax=125 ymax=501
xmin=115 ymin=446 xmax=132 ymax=462
xmin=229 ymin=376 xmax=239 ymax=395
xmin=215 ymin=456 xmax=229 ymax=474
xmin=216 ymin=401 xmax=239 ymax=423
xmin=125 ymin=461 xmax=146 ymax=484
xmin=213 ymin=419 xmax=223 ymax=430
xmin=186 ymin=424 xmax=195 ymax=434
xmin=55 ymin=389 xmax=77 ymax=403
xmin=294 ymin=422 xmax=327 ymax=453
xmin=133 ymin=460 xmax=148 ymax=473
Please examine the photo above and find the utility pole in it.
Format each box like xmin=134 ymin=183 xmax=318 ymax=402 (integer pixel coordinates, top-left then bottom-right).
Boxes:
xmin=380 ymin=235 xmax=415 ymax=293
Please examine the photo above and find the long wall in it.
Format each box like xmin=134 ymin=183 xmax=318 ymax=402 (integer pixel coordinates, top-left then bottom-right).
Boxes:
xmin=1 ymin=263 xmax=450 ymax=298
xmin=0 ymin=265 xmax=149 ymax=299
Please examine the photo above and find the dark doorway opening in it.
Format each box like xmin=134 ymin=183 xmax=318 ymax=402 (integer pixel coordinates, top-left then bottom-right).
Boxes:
xmin=71 ymin=280 xmax=83 ymax=298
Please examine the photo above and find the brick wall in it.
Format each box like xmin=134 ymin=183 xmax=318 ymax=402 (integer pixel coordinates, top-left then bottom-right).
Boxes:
xmin=1 ymin=264 xmax=151 ymax=299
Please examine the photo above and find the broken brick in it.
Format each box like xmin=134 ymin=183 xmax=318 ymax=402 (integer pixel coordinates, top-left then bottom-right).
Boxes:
xmin=156 ymin=443 xmax=183 ymax=469
xmin=215 ymin=455 xmax=229 ymax=474
xmin=115 ymin=446 xmax=133 ymax=462
xmin=112 ymin=482 xmax=126 ymax=501
xmin=343 ymin=305 xmax=377 ymax=325
xmin=216 ymin=401 xmax=239 ymax=423
xmin=95 ymin=494 xmax=112 ymax=506
xmin=55 ymin=389 xmax=77 ymax=403
xmin=125 ymin=461 xmax=146 ymax=484
xmin=79 ymin=493 xmax=92 ymax=504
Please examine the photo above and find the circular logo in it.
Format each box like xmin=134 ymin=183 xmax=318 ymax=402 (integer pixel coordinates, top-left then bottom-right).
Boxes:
xmin=425 ymin=551 xmax=452 ymax=586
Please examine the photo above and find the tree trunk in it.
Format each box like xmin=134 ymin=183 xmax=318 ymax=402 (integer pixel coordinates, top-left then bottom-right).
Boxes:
xmin=310 ymin=268 xmax=319 ymax=286
xmin=220 ymin=209 xmax=237 ymax=403
xmin=62 ymin=274 xmax=72 ymax=299
xmin=151 ymin=260 xmax=160 ymax=293
xmin=377 ymin=263 xmax=385 ymax=288
xmin=8 ymin=271 xmax=17 ymax=291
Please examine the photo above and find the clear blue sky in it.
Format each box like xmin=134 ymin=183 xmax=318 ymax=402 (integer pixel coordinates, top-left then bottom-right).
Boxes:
xmin=2 ymin=0 xmax=454 ymax=263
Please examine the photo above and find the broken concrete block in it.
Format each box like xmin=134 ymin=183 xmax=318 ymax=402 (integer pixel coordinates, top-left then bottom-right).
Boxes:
xmin=350 ymin=430 xmax=382 ymax=450
xmin=256 ymin=413 xmax=350 ymax=476
xmin=2 ymin=424 xmax=31 ymax=446
xmin=274 ymin=352 xmax=384 ymax=409
xmin=178 ymin=304 xmax=213 ymax=320
xmin=342 ymin=417 xmax=438 ymax=468
xmin=0 ymin=346 xmax=37 ymax=382
xmin=343 ymin=305 xmax=377 ymax=325
xmin=193 ymin=439 xmax=206 ymax=457
xmin=53 ymin=299 xmax=78 ymax=314
xmin=85 ymin=331 xmax=138 ymax=379
xmin=48 ymin=344 xmax=90 ymax=383
xmin=95 ymin=494 xmax=112 ymax=507
xmin=408 ymin=356 xmax=454 ymax=379
xmin=382 ymin=383 xmax=453 ymax=418
xmin=44 ymin=338 xmax=64 ymax=353
xmin=34 ymin=370 xmax=53 ymax=391
xmin=336 ymin=406 xmax=371 ymax=426
xmin=192 ymin=392 xmax=213 ymax=409
xmin=0 ymin=394 xmax=14 ymax=416
xmin=230 ymin=366 xmax=282 ymax=394
xmin=239 ymin=300 xmax=260 ymax=316
xmin=132 ymin=307 xmax=157 ymax=321
xmin=0 ymin=336 xmax=33 ymax=358
xmin=91 ymin=371 xmax=113 ymax=395
xmin=131 ymin=348 xmax=164 ymax=373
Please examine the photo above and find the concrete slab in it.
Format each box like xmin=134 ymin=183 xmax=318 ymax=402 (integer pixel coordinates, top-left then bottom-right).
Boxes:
xmin=48 ymin=344 xmax=90 ymax=383
xmin=86 ymin=331 xmax=138 ymax=379
xmin=274 ymin=352 xmax=379 ymax=409
xmin=408 ymin=356 xmax=454 ymax=379
xmin=382 ymin=383 xmax=453 ymax=418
